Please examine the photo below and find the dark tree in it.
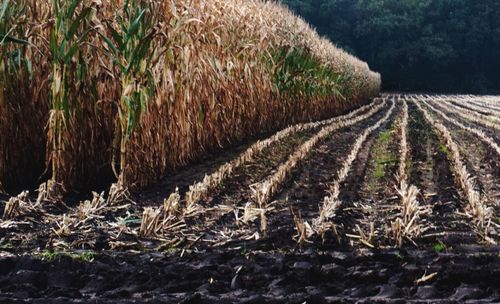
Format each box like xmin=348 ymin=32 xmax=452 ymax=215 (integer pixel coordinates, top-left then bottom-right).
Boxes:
xmin=282 ymin=0 xmax=500 ymax=93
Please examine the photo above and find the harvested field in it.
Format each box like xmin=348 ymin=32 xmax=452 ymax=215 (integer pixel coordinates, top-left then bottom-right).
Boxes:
xmin=1 ymin=94 xmax=499 ymax=303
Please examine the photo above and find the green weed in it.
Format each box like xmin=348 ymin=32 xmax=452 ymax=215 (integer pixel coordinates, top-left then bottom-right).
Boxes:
xmin=0 ymin=241 xmax=13 ymax=250
xmin=378 ymin=130 xmax=391 ymax=142
xmin=433 ymin=242 xmax=446 ymax=253
xmin=374 ymin=155 xmax=397 ymax=178
xmin=40 ymin=249 xmax=96 ymax=262
xmin=438 ymin=144 xmax=450 ymax=156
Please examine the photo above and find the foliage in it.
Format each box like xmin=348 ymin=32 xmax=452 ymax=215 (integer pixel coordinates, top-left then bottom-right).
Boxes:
xmin=433 ymin=241 xmax=446 ymax=253
xmin=48 ymin=0 xmax=95 ymax=185
xmin=269 ymin=47 xmax=343 ymax=98
xmin=0 ymin=0 xmax=48 ymax=192
xmin=40 ymin=249 xmax=96 ymax=262
xmin=99 ymin=0 xmax=158 ymax=184
xmin=282 ymin=0 xmax=500 ymax=93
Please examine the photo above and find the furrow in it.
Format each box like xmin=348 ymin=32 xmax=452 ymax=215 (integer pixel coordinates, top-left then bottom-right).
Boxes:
xmin=429 ymin=97 xmax=500 ymax=132
xmin=469 ymin=100 xmax=500 ymax=113
xmin=250 ymin=99 xmax=387 ymax=207
xmin=420 ymin=98 xmax=500 ymax=156
xmin=451 ymin=97 xmax=500 ymax=117
xmin=414 ymin=98 xmax=496 ymax=244
xmin=310 ymin=99 xmax=396 ymax=243
xmin=388 ymin=99 xmax=429 ymax=247
xmin=192 ymin=99 xmax=389 ymax=245
xmin=186 ymin=99 xmax=390 ymax=247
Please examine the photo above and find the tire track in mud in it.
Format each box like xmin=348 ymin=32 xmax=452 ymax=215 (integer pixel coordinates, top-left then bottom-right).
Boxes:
xmin=407 ymin=100 xmax=478 ymax=246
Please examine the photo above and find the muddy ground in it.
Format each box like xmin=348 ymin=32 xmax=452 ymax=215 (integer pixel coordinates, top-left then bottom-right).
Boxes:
xmin=0 ymin=246 xmax=499 ymax=303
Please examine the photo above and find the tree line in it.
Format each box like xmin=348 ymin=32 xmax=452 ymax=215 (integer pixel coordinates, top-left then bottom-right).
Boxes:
xmin=282 ymin=0 xmax=500 ymax=93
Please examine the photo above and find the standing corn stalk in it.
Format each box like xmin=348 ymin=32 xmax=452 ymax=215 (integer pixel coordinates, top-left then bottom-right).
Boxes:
xmin=44 ymin=0 xmax=95 ymax=198
xmin=2 ymin=0 xmax=380 ymax=194
xmin=99 ymin=0 xmax=158 ymax=188
xmin=0 ymin=0 xmax=32 ymax=193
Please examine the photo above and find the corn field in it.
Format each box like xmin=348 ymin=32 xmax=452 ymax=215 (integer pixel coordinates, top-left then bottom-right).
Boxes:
xmin=1 ymin=0 xmax=499 ymax=302
xmin=0 ymin=0 xmax=380 ymax=195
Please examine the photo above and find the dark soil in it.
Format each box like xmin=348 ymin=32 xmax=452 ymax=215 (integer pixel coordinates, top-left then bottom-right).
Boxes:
xmin=353 ymin=97 xmax=402 ymax=247
xmin=430 ymin=100 xmax=500 ymax=142
xmin=407 ymin=101 xmax=478 ymax=245
xmin=334 ymin=99 xmax=400 ymax=245
xmin=244 ymin=98 xmax=395 ymax=249
xmin=167 ymin=127 xmax=324 ymax=248
xmin=0 ymin=246 xmax=499 ymax=303
xmin=428 ymin=105 xmax=500 ymax=242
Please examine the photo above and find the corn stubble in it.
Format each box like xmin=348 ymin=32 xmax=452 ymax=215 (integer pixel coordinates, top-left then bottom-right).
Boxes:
xmin=451 ymin=96 xmax=500 ymax=117
xmin=311 ymin=100 xmax=396 ymax=243
xmin=391 ymin=100 xmax=430 ymax=247
xmin=250 ymin=99 xmax=387 ymax=208
xmin=435 ymin=97 xmax=500 ymax=132
xmin=422 ymin=98 xmax=500 ymax=156
xmin=0 ymin=0 xmax=380 ymax=195
xmin=185 ymin=98 xmax=383 ymax=209
xmin=414 ymin=98 xmax=496 ymax=244
xmin=155 ymin=99 xmax=385 ymax=239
